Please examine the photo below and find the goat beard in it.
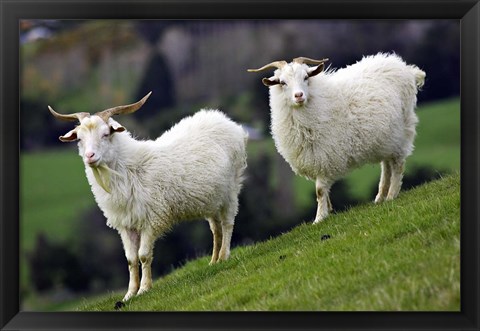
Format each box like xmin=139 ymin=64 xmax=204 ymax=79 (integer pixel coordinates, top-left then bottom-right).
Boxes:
xmin=91 ymin=164 xmax=120 ymax=193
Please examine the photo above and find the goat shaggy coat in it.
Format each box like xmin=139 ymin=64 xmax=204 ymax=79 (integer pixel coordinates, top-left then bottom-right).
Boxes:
xmin=88 ymin=110 xmax=247 ymax=234
xmin=51 ymin=102 xmax=248 ymax=303
xmin=253 ymin=53 xmax=425 ymax=223
xmin=88 ymin=110 xmax=247 ymax=301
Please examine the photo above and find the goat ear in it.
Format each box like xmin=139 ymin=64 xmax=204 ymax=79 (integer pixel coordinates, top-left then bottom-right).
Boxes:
xmin=110 ymin=122 xmax=125 ymax=133
xmin=307 ymin=63 xmax=325 ymax=77
xmin=262 ymin=77 xmax=280 ymax=87
xmin=59 ymin=129 xmax=78 ymax=142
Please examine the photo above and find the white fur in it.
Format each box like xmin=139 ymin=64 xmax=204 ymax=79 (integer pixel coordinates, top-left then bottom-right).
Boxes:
xmin=261 ymin=53 xmax=425 ymax=223
xmin=64 ymin=109 xmax=248 ymax=301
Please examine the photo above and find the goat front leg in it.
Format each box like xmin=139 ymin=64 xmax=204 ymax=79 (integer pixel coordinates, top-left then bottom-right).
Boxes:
xmin=119 ymin=228 xmax=140 ymax=302
xmin=137 ymin=229 xmax=155 ymax=296
xmin=313 ymin=178 xmax=331 ymax=224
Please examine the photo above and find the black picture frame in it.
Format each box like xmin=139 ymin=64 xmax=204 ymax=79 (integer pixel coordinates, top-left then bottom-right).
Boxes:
xmin=1 ymin=0 xmax=479 ymax=330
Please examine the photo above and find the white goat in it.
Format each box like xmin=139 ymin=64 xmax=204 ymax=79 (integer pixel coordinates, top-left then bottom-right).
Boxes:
xmin=248 ymin=53 xmax=425 ymax=223
xmin=49 ymin=92 xmax=248 ymax=302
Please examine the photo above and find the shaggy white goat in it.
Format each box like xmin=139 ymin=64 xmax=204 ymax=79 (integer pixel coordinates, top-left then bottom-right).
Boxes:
xmin=49 ymin=92 xmax=248 ymax=302
xmin=249 ymin=53 xmax=425 ymax=223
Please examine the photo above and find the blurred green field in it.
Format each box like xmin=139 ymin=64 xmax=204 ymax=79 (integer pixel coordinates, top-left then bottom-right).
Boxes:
xmin=20 ymin=147 xmax=95 ymax=291
xmin=20 ymin=97 xmax=460 ymax=306
xmin=21 ymin=147 xmax=94 ymax=250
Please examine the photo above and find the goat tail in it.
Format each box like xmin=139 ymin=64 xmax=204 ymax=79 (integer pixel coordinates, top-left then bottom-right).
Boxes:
xmin=234 ymin=127 xmax=249 ymax=192
xmin=243 ymin=128 xmax=249 ymax=146
xmin=411 ymin=65 xmax=426 ymax=90
xmin=239 ymin=128 xmax=249 ymax=180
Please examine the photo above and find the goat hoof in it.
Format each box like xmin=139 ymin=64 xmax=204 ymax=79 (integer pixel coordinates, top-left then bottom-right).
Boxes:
xmin=374 ymin=195 xmax=384 ymax=203
xmin=313 ymin=214 xmax=328 ymax=224
xmin=114 ymin=301 xmax=125 ymax=310
xmin=137 ymin=286 xmax=151 ymax=296
xmin=122 ymin=291 xmax=137 ymax=302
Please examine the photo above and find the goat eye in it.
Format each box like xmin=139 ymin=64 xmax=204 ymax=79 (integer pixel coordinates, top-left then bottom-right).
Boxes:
xmin=102 ymin=133 xmax=109 ymax=138
xmin=304 ymin=76 xmax=309 ymax=81
xmin=280 ymin=81 xmax=286 ymax=86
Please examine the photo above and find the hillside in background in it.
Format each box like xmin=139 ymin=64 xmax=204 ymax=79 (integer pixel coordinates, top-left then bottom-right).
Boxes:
xmin=78 ymin=173 xmax=460 ymax=311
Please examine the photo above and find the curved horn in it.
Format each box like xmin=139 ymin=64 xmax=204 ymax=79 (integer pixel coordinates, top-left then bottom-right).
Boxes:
xmin=293 ymin=57 xmax=329 ymax=65
xmin=48 ymin=106 xmax=90 ymax=122
xmin=247 ymin=60 xmax=287 ymax=73
xmin=96 ymin=91 xmax=152 ymax=122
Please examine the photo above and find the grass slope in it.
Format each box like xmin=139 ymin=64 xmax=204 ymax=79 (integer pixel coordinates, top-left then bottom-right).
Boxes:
xmin=77 ymin=173 xmax=460 ymax=311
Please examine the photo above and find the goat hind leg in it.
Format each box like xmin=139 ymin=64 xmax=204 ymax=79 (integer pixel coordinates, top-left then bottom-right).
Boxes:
xmin=137 ymin=230 xmax=155 ymax=296
xmin=386 ymin=159 xmax=405 ymax=200
xmin=207 ymin=217 xmax=223 ymax=265
xmin=218 ymin=198 xmax=238 ymax=262
xmin=327 ymin=195 xmax=333 ymax=212
xmin=218 ymin=221 xmax=234 ymax=262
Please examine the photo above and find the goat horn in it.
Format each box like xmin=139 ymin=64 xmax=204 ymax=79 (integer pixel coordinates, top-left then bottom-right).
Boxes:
xmin=96 ymin=91 xmax=152 ymax=122
xmin=247 ymin=60 xmax=287 ymax=73
xmin=48 ymin=106 xmax=90 ymax=122
xmin=293 ymin=57 xmax=329 ymax=65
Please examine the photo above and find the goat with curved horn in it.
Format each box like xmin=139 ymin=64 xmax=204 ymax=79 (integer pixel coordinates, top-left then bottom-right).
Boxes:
xmin=247 ymin=60 xmax=287 ymax=73
xmin=249 ymin=52 xmax=425 ymax=224
xmin=96 ymin=91 xmax=152 ymax=123
xmin=49 ymin=92 xmax=248 ymax=305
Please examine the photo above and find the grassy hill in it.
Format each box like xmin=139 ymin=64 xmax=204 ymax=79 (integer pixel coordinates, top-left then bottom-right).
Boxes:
xmin=77 ymin=173 xmax=460 ymax=311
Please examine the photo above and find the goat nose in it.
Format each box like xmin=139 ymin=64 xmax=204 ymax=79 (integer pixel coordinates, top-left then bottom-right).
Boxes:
xmin=295 ymin=92 xmax=303 ymax=98
xmin=86 ymin=151 xmax=95 ymax=158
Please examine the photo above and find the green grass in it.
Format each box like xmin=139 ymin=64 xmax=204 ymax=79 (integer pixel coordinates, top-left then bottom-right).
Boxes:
xmin=77 ymin=173 xmax=460 ymax=311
